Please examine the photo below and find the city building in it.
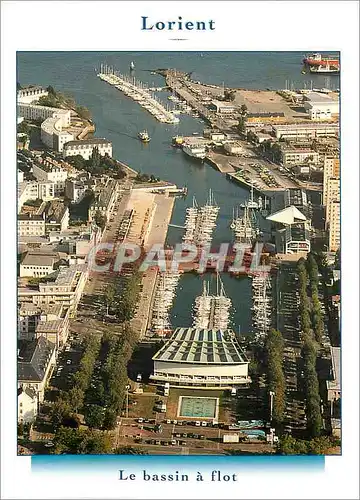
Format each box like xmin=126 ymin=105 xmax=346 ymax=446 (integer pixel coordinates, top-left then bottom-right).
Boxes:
xmin=272 ymin=122 xmax=339 ymax=140
xmin=38 ymin=200 xmax=70 ymax=233
xmin=32 ymin=162 xmax=68 ymax=196
xmin=324 ymin=178 xmax=340 ymax=219
xmin=328 ymin=200 xmax=340 ymax=252
xmin=18 ymin=181 xmax=56 ymax=212
xmin=18 ymin=213 xmax=46 ymax=237
xmin=267 ymin=205 xmax=311 ymax=254
xmin=18 ymin=264 xmax=88 ymax=314
xmin=17 ymin=103 xmax=73 ymax=152
xmin=17 ymin=86 xmax=48 ymax=104
xmin=41 ymin=116 xmax=74 ymax=152
xmin=88 ymin=178 xmax=118 ymax=222
xmin=281 ymin=146 xmax=320 ymax=166
xmin=19 ymin=251 xmax=59 ymax=278
xmin=62 ymin=138 xmax=112 ymax=160
xmin=303 ymin=92 xmax=339 ymax=121
xmin=65 ymin=178 xmax=89 ymax=203
xmin=224 ymin=141 xmax=244 ymax=155
xmin=210 ymin=100 xmax=239 ymax=114
xmin=323 ymin=156 xmax=340 ymax=207
xmin=18 ymin=303 xmax=43 ymax=340
xmin=18 ymin=387 xmax=38 ymax=423
xmin=35 ymin=311 xmax=70 ymax=348
xmin=150 ymin=328 xmax=250 ymax=388
xmin=17 ymin=336 xmax=56 ymax=402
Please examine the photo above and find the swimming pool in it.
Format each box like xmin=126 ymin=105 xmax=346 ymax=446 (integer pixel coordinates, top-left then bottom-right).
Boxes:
xmin=178 ymin=396 xmax=219 ymax=419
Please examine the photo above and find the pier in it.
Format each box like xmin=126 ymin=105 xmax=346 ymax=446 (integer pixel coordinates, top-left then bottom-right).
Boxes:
xmin=98 ymin=67 xmax=179 ymax=124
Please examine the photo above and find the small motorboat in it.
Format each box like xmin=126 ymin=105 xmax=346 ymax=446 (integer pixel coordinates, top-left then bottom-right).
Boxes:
xmin=138 ymin=130 xmax=151 ymax=143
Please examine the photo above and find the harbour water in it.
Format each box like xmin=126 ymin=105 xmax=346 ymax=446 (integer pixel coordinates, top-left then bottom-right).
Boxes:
xmin=17 ymin=51 xmax=339 ymax=335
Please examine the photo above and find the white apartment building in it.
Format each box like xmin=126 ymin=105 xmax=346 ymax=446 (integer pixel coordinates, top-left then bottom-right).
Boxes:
xmin=19 ymin=252 xmax=59 ymax=278
xmin=32 ymin=163 xmax=68 ymax=196
xmin=17 ymin=86 xmax=48 ymax=104
xmin=281 ymin=148 xmax=320 ymax=166
xmin=18 ymin=181 xmax=56 ymax=212
xmin=18 ymin=214 xmax=46 ymax=237
xmin=303 ymin=92 xmax=339 ymax=121
xmin=272 ymin=122 xmax=339 ymax=140
xmin=328 ymin=200 xmax=340 ymax=252
xmin=17 ymin=103 xmax=73 ymax=152
xmin=18 ymin=387 xmax=38 ymax=423
xmin=63 ymin=138 xmax=112 ymax=160
xmin=41 ymin=116 xmax=74 ymax=152
xmin=18 ymin=103 xmax=71 ymax=127
xmin=18 ymin=264 xmax=88 ymax=314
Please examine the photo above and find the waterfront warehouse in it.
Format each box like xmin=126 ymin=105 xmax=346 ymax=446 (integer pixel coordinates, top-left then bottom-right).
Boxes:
xmin=150 ymin=328 xmax=250 ymax=388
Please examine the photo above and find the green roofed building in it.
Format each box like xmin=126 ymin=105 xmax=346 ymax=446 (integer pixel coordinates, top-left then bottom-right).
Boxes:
xmin=150 ymin=328 xmax=250 ymax=389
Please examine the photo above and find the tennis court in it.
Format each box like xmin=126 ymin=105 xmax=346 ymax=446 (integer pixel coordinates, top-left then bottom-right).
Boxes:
xmin=178 ymin=396 xmax=219 ymax=419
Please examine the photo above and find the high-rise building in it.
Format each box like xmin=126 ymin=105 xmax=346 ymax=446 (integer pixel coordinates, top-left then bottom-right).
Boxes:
xmin=323 ymin=156 xmax=340 ymax=252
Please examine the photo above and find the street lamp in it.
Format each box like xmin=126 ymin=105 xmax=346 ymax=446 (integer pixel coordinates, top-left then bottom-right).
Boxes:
xmin=269 ymin=391 xmax=275 ymax=421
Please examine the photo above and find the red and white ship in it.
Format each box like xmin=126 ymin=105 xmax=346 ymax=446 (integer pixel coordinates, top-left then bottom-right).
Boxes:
xmin=303 ymin=53 xmax=340 ymax=69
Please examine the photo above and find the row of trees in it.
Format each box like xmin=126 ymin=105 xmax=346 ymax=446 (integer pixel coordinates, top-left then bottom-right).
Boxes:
xmin=307 ymin=254 xmax=325 ymax=344
xmin=52 ymin=427 xmax=148 ymax=455
xmin=135 ymin=172 xmax=160 ymax=184
xmin=265 ymin=329 xmax=286 ymax=424
xmin=302 ymin=337 xmax=323 ymax=437
xmin=52 ymin=427 xmax=112 ymax=455
xmin=37 ymin=86 xmax=92 ymax=121
xmin=277 ymin=435 xmax=338 ymax=455
xmin=296 ymin=255 xmax=324 ymax=438
xmin=103 ymin=272 xmax=142 ymax=321
xmin=51 ymin=335 xmax=102 ymax=427
xmin=83 ymin=326 xmax=139 ymax=430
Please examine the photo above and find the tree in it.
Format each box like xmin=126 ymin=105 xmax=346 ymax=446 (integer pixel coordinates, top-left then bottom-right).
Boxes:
xmin=51 ymin=398 xmax=72 ymax=428
xmin=76 ymin=105 xmax=91 ymax=121
xmin=240 ymin=104 xmax=248 ymax=116
xmin=46 ymin=85 xmax=56 ymax=96
xmin=94 ymin=210 xmax=107 ymax=230
xmin=103 ymin=408 xmax=117 ymax=430
xmin=271 ymin=143 xmax=282 ymax=163
xmin=17 ymin=121 xmax=30 ymax=135
xmin=85 ymin=405 xmax=105 ymax=429
xmin=65 ymin=154 xmax=86 ymax=170
xmin=53 ymin=427 xmax=112 ymax=455
xmin=238 ymin=116 xmax=246 ymax=134
xmin=104 ymin=283 xmax=117 ymax=315
xmin=67 ymin=387 xmax=85 ymax=413
xmin=265 ymin=329 xmax=286 ymax=424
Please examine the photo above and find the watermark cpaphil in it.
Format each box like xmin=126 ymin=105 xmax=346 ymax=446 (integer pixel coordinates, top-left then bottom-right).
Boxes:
xmin=87 ymin=242 xmax=271 ymax=275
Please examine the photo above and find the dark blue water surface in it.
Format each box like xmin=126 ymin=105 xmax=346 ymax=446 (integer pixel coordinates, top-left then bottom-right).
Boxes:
xmin=17 ymin=51 xmax=339 ymax=334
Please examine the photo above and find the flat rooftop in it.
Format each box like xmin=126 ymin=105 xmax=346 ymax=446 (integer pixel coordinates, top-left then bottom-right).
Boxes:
xmin=64 ymin=138 xmax=111 ymax=147
xmin=153 ymin=328 xmax=247 ymax=365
